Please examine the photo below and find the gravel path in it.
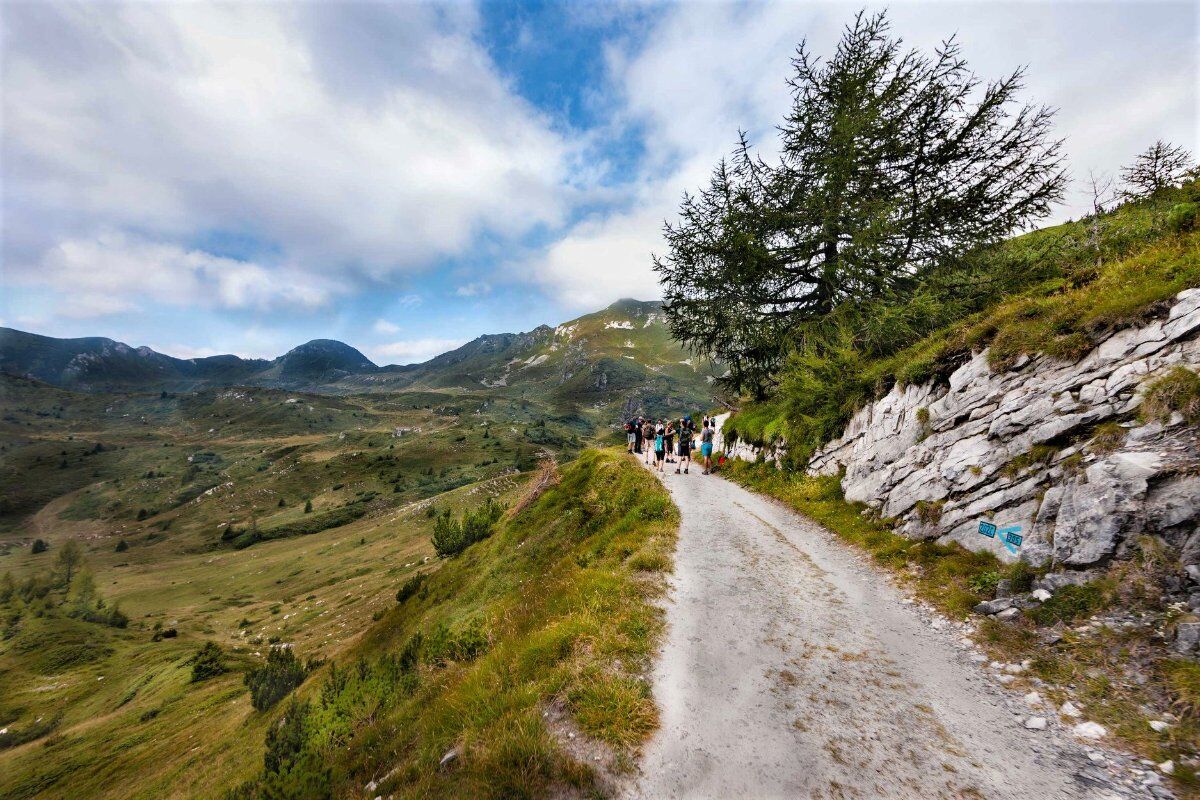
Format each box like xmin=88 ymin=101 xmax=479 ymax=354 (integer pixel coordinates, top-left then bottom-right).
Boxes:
xmin=624 ymin=459 xmax=1165 ymax=800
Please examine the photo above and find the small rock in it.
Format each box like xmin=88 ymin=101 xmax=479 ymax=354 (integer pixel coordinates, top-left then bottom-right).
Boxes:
xmin=1159 ymin=760 xmax=1175 ymax=775
xmin=998 ymin=675 xmax=1017 ymax=686
xmin=1037 ymin=623 xmax=1065 ymax=646
xmin=439 ymin=748 xmax=459 ymax=768
xmin=1024 ymin=716 xmax=1048 ymax=730
xmin=1024 ymin=691 xmax=1043 ymax=706
xmin=1087 ymin=751 xmax=1107 ymax=764
xmin=1175 ymin=622 xmax=1200 ymax=653
xmin=974 ymin=598 xmax=1015 ymax=615
xmin=365 ymin=781 xmax=377 ymax=792
xmin=1072 ymin=721 xmax=1107 ymax=739
xmin=1035 ymin=572 xmax=1094 ymax=593
xmin=1031 ymin=589 xmax=1053 ymax=602
xmin=1060 ymin=701 xmax=1082 ymax=718
xmin=1150 ymin=720 xmax=1171 ymax=733
xmin=1004 ymin=663 xmax=1026 ymax=675
xmin=996 ymin=607 xmax=1021 ymax=621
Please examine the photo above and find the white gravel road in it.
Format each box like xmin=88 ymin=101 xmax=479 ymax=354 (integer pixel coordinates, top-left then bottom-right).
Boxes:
xmin=624 ymin=458 xmax=1162 ymax=800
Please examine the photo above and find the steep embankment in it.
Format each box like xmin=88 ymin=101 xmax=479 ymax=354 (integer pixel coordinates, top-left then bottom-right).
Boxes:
xmin=725 ymin=287 xmax=1200 ymax=583
xmin=225 ymin=450 xmax=677 ymax=799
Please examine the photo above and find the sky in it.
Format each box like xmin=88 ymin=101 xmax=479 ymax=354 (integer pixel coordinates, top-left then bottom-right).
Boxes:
xmin=1 ymin=0 xmax=1196 ymax=365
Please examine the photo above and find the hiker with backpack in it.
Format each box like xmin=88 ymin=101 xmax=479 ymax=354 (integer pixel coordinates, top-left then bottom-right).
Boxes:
xmin=675 ymin=419 xmax=692 ymax=474
xmin=700 ymin=419 xmax=716 ymax=474
xmin=642 ymin=418 xmax=655 ymax=465
xmin=650 ymin=420 xmax=665 ymax=472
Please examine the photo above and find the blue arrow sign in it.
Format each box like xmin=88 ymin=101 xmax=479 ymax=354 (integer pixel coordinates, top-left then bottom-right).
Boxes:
xmin=979 ymin=521 xmax=1023 ymax=555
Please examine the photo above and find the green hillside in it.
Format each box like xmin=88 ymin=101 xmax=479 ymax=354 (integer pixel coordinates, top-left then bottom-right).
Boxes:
xmin=725 ymin=181 xmax=1200 ymax=463
xmin=227 ymin=450 xmax=675 ymax=799
xmin=0 ymin=301 xmax=720 ymax=422
xmin=0 ymin=315 xmax=687 ymax=800
xmin=334 ymin=299 xmax=721 ymax=419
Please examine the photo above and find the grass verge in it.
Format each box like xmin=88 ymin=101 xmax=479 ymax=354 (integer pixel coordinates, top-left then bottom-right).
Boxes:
xmin=228 ymin=448 xmax=677 ymax=799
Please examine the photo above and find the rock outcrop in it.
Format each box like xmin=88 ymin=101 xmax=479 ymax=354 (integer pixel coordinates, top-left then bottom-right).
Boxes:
xmin=729 ymin=288 xmax=1200 ymax=571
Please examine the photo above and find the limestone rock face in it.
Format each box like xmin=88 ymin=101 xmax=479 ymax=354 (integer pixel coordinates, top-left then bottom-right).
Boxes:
xmin=728 ymin=288 xmax=1200 ymax=571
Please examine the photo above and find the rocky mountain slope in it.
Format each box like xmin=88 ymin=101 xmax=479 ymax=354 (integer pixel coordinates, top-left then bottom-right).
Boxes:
xmin=0 ymin=329 xmax=373 ymax=391
xmin=0 ymin=300 xmax=717 ymax=417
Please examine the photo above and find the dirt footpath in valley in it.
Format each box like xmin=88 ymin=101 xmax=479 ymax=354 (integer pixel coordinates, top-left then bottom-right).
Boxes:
xmin=622 ymin=457 xmax=1159 ymax=800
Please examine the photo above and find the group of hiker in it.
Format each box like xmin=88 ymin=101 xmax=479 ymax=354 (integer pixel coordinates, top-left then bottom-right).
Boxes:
xmin=624 ymin=414 xmax=718 ymax=475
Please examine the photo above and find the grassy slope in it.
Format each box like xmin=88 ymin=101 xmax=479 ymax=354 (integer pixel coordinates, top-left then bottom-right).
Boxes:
xmin=0 ymin=377 xmax=561 ymax=798
xmin=229 ymin=449 xmax=677 ymax=799
xmin=0 ymin=471 xmax=530 ymax=800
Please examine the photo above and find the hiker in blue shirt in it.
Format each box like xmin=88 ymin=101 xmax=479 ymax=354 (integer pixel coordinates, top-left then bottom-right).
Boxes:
xmin=653 ymin=421 xmax=666 ymax=472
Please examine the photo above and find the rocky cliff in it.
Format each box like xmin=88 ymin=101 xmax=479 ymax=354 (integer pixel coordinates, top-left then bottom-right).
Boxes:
xmin=726 ymin=288 xmax=1200 ymax=574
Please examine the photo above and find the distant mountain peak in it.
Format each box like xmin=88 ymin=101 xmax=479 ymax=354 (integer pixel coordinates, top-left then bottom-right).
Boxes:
xmin=275 ymin=339 xmax=376 ymax=379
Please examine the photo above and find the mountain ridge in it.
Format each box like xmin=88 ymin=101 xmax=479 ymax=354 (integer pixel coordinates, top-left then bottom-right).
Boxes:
xmin=0 ymin=299 xmax=709 ymax=409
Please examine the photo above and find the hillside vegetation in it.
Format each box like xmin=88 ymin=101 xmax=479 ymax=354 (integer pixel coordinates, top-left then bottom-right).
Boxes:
xmin=725 ymin=181 xmax=1200 ymax=464
xmin=227 ymin=449 xmax=676 ymax=799
xmin=0 ymin=336 xmax=680 ymax=799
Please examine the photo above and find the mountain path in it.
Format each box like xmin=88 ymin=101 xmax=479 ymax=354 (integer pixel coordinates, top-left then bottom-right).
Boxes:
xmin=623 ymin=457 xmax=1160 ymax=800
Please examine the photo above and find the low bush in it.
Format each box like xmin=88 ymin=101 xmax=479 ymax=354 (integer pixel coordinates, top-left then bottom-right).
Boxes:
xmin=423 ymin=619 xmax=490 ymax=665
xmin=1140 ymin=367 xmax=1200 ymax=425
xmin=1029 ymin=583 xmax=1109 ymax=625
xmin=1167 ymin=202 xmax=1199 ymax=233
xmin=394 ymin=572 xmax=427 ymax=604
xmin=431 ymin=499 xmax=503 ymax=558
xmin=244 ymin=647 xmax=310 ymax=711
xmin=191 ymin=641 xmax=227 ymax=682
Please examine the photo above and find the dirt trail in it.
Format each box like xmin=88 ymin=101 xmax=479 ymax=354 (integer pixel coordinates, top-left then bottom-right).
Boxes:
xmin=625 ymin=459 xmax=1155 ymax=800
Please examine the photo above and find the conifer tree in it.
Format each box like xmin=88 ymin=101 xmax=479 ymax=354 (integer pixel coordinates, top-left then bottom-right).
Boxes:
xmin=655 ymin=11 xmax=1066 ymax=395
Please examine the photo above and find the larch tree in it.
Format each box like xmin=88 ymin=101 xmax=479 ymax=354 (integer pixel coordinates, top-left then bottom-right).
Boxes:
xmin=654 ymin=11 xmax=1067 ymax=396
xmin=1120 ymin=141 xmax=1194 ymax=199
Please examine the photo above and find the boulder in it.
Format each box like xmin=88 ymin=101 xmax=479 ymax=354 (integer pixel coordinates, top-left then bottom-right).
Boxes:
xmin=973 ymin=598 xmax=1015 ymax=615
xmin=1034 ymin=572 xmax=1095 ymax=593
xmin=1052 ymin=453 xmax=1162 ymax=566
xmin=1174 ymin=622 xmax=1200 ymax=654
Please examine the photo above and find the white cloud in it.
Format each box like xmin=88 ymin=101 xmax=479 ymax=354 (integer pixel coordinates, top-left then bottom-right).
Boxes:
xmin=528 ymin=204 xmax=664 ymax=310
xmin=372 ymin=337 xmax=467 ymax=365
xmin=373 ymin=319 xmax=401 ymax=335
xmin=147 ymin=343 xmax=224 ymax=360
xmin=397 ymin=294 xmax=423 ymax=308
xmin=26 ymin=231 xmax=338 ymax=318
xmin=523 ymin=1 xmax=1196 ymax=308
xmin=455 ymin=281 xmax=491 ymax=297
xmin=3 ymin=2 xmax=574 ymax=307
